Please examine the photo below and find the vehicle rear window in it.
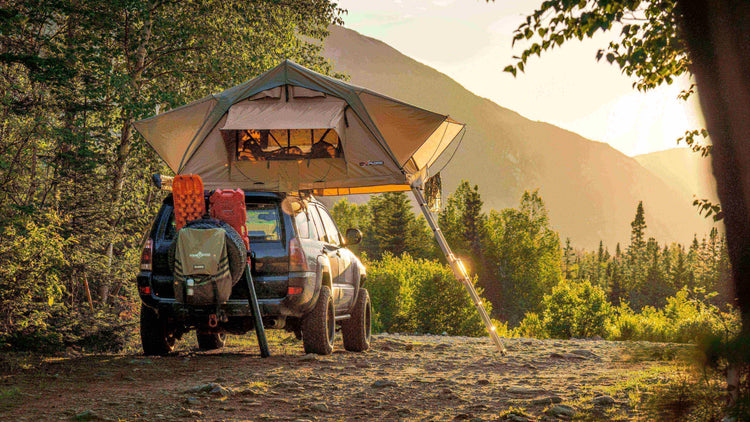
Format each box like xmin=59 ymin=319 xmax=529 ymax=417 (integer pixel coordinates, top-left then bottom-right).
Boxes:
xmin=246 ymin=203 xmax=281 ymax=241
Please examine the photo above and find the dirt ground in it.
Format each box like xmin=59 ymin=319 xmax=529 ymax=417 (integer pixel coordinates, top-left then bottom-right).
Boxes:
xmin=0 ymin=332 xmax=693 ymax=421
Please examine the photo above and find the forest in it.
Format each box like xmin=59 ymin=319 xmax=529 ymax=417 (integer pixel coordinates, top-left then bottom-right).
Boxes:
xmin=330 ymin=182 xmax=738 ymax=344
xmin=0 ymin=1 xmax=737 ymax=353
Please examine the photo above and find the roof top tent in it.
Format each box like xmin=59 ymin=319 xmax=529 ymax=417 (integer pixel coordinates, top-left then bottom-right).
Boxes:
xmin=134 ymin=60 xmax=506 ymax=354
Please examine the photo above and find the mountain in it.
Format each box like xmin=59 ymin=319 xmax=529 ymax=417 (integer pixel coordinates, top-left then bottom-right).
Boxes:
xmin=634 ymin=148 xmax=718 ymax=205
xmin=321 ymin=26 xmax=716 ymax=249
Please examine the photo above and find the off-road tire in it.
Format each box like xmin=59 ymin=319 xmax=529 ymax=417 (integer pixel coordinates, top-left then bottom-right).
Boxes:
xmin=302 ymin=285 xmax=335 ymax=355
xmin=197 ymin=332 xmax=226 ymax=350
xmin=342 ymin=288 xmax=371 ymax=352
xmin=168 ymin=218 xmax=247 ymax=285
xmin=140 ymin=304 xmax=176 ymax=356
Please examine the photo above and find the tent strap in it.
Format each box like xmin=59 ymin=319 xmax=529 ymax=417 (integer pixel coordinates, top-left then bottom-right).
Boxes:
xmin=411 ymin=184 xmax=507 ymax=355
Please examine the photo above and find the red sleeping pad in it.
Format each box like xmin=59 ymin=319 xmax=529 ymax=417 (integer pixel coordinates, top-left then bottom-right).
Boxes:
xmin=209 ymin=189 xmax=249 ymax=251
xmin=172 ymin=175 xmax=206 ymax=231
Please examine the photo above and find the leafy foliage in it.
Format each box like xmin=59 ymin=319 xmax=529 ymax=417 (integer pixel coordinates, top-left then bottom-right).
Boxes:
xmin=365 ymin=253 xmax=487 ymax=336
xmin=542 ymin=280 xmax=612 ymax=339
xmin=0 ymin=0 xmax=343 ymax=351
xmin=504 ymin=0 xmax=688 ymax=92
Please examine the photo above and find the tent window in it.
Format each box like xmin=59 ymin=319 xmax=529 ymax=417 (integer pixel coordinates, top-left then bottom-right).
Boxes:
xmin=235 ymin=129 xmax=341 ymax=161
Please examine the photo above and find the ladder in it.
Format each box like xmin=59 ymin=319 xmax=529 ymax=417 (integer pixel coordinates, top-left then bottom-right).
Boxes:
xmin=411 ymin=185 xmax=507 ymax=355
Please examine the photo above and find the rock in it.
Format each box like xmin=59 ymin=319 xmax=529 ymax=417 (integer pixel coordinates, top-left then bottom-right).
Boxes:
xmin=507 ymin=386 xmax=544 ymax=395
xmin=310 ymin=403 xmax=330 ymax=413
xmin=185 ymin=383 xmax=219 ymax=394
xmin=355 ymin=361 xmax=371 ymax=368
xmin=185 ymin=397 xmax=200 ymax=405
xmin=453 ymin=413 xmax=474 ymax=420
xmin=521 ymin=363 xmax=538 ymax=371
xmin=550 ymin=352 xmax=585 ymax=360
xmin=299 ymin=354 xmax=317 ymax=362
xmin=502 ymin=411 xmax=531 ymax=422
xmin=531 ymin=396 xmax=563 ymax=406
xmin=442 ymin=331 xmax=448 ymax=336
xmin=546 ymin=404 xmax=576 ymax=418
xmin=371 ymin=379 xmax=398 ymax=388
xmin=274 ymin=381 xmax=302 ymax=389
xmin=72 ymin=410 xmax=105 ymax=421
xmin=128 ymin=359 xmax=153 ymax=365
xmin=590 ymin=395 xmax=616 ymax=406
xmin=180 ymin=408 xmax=203 ymax=417
xmin=210 ymin=385 xmax=233 ymax=397
xmin=570 ymin=349 xmax=600 ymax=359
xmin=476 ymin=379 xmax=491 ymax=385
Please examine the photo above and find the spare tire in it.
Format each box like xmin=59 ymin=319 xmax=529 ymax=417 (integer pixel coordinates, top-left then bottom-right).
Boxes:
xmin=168 ymin=218 xmax=247 ymax=285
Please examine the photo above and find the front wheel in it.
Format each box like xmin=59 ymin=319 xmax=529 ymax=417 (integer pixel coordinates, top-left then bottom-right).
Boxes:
xmin=342 ymin=288 xmax=371 ymax=352
xmin=140 ymin=304 xmax=176 ymax=356
xmin=301 ymin=285 xmax=335 ymax=355
xmin=197 ymin=332 xmax=226 ymax=350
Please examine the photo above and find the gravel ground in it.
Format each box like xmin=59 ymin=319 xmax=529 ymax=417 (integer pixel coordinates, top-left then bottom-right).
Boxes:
xmin=0 ymin=332 xmax=692 ymax=421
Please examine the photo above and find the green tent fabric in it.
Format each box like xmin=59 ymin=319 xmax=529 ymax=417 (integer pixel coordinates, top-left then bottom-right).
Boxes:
xmin=134 ymin=60 xmax=464 ymax=193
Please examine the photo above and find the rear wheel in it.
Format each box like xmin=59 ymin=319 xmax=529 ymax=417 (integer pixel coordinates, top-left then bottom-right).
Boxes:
xmin=197 ymin=332 xmax=226 ymax=350
xmin=302 ymin=285 xmax=335 ymax=355
xmin=140 ymin=304 xmax=176 ymax=356
xmin=342 ymin=288 xmax=371 ymax=352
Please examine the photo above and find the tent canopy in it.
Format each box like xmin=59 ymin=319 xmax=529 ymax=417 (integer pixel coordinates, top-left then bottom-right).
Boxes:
xmin=134 ymin=60 xmax=465 ymax=194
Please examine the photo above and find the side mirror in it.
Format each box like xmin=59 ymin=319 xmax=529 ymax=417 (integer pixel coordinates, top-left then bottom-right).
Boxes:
xmin=345 ymin=228 xmax=362 ymax=246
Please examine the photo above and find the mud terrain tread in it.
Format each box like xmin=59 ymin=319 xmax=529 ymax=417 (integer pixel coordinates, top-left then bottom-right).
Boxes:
xmin=342 ymin=288 xmax=371 ymax=352
xmin=302 ymin=285 xmax=334 ymax=355
xmin=140 ymin=304 xmax=175 ymax=356
xmin=197 ymin=332 xmax=226 ymax=350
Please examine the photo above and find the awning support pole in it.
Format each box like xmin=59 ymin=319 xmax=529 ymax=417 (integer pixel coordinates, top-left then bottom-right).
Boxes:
xmin=411 ymin=185 xmax=507 ymax=355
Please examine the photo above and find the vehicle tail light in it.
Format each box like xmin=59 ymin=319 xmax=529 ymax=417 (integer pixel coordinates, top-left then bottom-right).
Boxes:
xmin=287 ymin=286 xmax=303 ymax=295
xmin=289 ymin=238 xmax=309 ymax=272
xmin=140 ymin=238 xmax=153 ymax=271
xmin=138 ymin=286 xmax=152 ymax=295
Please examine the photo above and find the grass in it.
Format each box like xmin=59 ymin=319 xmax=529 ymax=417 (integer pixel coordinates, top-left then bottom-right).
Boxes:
xmin=0 ymin=387 xmax=21 ymax=411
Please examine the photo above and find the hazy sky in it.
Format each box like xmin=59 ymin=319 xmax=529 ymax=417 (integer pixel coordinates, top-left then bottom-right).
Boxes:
xmin=336 ymin=0 xmax=705 ymax=157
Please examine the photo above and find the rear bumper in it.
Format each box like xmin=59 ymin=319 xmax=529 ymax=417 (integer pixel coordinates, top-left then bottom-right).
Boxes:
xmin=137 ymin=270 xmax=317 ymax=319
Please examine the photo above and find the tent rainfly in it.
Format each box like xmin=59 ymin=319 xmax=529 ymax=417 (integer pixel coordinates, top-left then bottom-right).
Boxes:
xmin=134 ymin=60 xmax=506 ymax=354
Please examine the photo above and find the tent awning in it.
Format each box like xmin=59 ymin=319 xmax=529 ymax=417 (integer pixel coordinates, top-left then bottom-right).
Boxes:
xmin=133 ymin=60 xmax=465 ymax=193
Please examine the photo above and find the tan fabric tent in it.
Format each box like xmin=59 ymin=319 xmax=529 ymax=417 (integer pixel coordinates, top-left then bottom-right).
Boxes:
xmin=134 ymin=60 xmax=464 ymax=193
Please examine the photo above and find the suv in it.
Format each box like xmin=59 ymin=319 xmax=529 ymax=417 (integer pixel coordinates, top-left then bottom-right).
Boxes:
xmin=136 ymin=191 xmax=371 ymax=356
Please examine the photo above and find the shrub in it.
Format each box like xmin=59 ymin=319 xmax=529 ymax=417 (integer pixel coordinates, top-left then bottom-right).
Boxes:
xmin=366 ymin=253 xmax=489 ymax=336
xmin=515 ymin=312 xmax=547 ymax=338
xmin=542 ymin=279 xmax=612 ymax=339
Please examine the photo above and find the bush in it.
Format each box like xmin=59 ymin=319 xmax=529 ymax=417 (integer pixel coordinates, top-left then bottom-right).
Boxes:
xmin=612 ymin=289 xmax=740 ymax=343
xmin=542 ymin=279 xmax=612 ymax=339
xmin=366 ymin=253 xmax=489 ymax=336
xmin=515 ymin=312 xmax=547 ymax=338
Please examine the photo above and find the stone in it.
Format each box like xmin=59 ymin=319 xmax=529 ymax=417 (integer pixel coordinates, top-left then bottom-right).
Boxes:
xmin=476 ymin=379 xmax=491 ymax=385
xmin=209 ymin=385 xmax=233 ymax=397
xmin=550 ymin=352 xmax=585 ymax=360
xmin=185 ymin=383 xmax=218 ymax=394
xmin=185 ymin=397 xmax=200 ymax=405
xmin=371 ymin=379 xmax=398 ymax=388
xmin=507 ymin=386 xmax=544 ymax=395
xmin=299 ymin=354 xmax=317 ymax=362
xmin=531 ymin=396 xmax=563 ymax=406
xmin=310 ymin=403 xmax=330 ymax=413
xmin=547 ymin=404 xmax=576 ymax=418
xmin=73 ymin=410 xmax=105 ymax=421
xmin=180 ymin=408 xmax=203 ymax=417
xmin=590 ymin=395 xmax=615 ymax=406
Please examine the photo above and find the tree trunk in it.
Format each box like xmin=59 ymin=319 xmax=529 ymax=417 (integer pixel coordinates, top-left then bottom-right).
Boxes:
xmin=678 ymin=0 xmax=750 ymax=405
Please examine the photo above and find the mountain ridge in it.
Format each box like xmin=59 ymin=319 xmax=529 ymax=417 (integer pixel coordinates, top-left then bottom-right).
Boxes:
xmin=322 ymin=25 xmax=716 ymax=249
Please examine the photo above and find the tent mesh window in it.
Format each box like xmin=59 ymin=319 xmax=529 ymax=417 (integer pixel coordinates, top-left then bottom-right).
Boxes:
xmin=235 ymin=129 xmax=342 ymax=161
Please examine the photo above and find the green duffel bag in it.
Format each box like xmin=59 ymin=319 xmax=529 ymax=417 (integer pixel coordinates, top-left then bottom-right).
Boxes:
xmin=173 ymin=226 xmax=233 ymax=305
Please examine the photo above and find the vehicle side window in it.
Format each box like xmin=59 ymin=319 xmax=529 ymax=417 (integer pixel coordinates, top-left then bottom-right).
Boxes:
xmin=316 ymin=206 xmax=342 ymax=247
xmin=308 ymin=205 xmax=325 ymax=242
xmin=294 ymin=210 xmax=312 ymax=239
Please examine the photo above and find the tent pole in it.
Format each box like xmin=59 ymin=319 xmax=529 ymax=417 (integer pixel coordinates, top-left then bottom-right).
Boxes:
xmin=411 ymin=185 xmax=507 ymax=355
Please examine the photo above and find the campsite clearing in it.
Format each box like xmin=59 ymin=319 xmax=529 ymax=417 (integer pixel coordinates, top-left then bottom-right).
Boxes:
xmin=2 ymin=333 xmax=698 ymax=421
